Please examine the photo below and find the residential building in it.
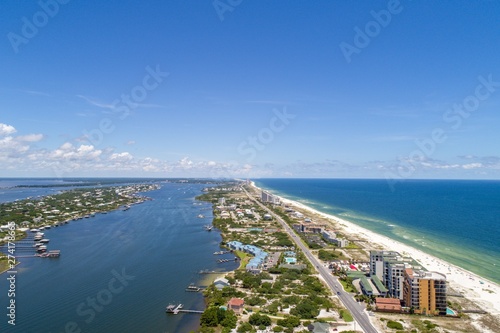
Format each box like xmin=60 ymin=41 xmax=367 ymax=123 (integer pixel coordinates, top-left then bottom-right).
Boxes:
xmin=227 ymin=298 xmax=245 ymax=314
xmin=227 ymin=241 xmax=268 ymax=273
xmin=370 ymin=250 xmax=400 ymax=282
xmin=214 ymin=277 xmax=230 ymax=290
xmin=371 ymin=275 xmax=388 ymax=297
xmin=261 ymin=190 xmax=280 ymax=204
xmin=403 ymin=268 xmax=447 ymax=315
xmin=334 ymin=238 xmax=349 ymax=248
xmin=375 ymin=298 xmax=402 ymax=313
xmin=370 ymin=250 xmax=420 ymax=300
xmin=321 ymin=229 xmax=337 ymax=243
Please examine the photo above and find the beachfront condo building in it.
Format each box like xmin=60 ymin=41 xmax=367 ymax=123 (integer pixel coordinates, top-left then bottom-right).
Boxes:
xmin=261 ymin=190 xmax=280 ymax=204
xmin=370 ymin=250 xmax=400 ymax=282
xmin=370 ymin=250 xmax=425 ymax=300
xmin=403 ymin=268 xmax=447 ymax=315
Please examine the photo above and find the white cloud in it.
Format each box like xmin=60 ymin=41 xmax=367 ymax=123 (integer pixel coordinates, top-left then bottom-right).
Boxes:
xmin=17 ymin=134 xmax=44 ymax=142
xmin=463 ymin=163 xmax=483 ymax=169
xmin=110 ymin=152 xmax=133 ymax=162
xmin=0 ymin=123 xmax=17 ymax=136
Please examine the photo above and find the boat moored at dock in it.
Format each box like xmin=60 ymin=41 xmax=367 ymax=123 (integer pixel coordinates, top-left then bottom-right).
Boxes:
xmin=185 ymin=284 xmax=201 ymax=292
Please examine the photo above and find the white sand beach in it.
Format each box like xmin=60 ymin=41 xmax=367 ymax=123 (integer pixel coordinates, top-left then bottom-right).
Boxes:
xmin=251 ymin=183 xmax=500 ymax=316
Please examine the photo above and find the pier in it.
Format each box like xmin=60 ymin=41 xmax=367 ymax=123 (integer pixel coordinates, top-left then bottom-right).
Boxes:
xmin=198 ymin=269 xmax=219 ymax=274
xmin=166 ymin=304 xmax=204 ymax=315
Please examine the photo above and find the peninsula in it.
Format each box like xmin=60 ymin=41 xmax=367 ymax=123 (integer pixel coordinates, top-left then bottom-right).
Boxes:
xmin=194 ymin=181 xmax=499 ymax=333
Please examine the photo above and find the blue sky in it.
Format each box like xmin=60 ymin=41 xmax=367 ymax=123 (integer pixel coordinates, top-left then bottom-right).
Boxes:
xmin=1 ymin=0 xmax=500 ymax=179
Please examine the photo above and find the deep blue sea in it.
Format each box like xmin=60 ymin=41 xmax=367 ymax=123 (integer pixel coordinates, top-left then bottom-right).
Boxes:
xmin=254 ymin=179 xmax=500 ymax=284
xmin=0 ymin=181 xmax=237 ymax=332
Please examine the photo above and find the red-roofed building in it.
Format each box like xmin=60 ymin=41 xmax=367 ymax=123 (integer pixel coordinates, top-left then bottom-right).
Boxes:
xmin=375 ymin=298 xmax=402 ymax=313
xmin=227 ymin=298 xmax=245 ymax=314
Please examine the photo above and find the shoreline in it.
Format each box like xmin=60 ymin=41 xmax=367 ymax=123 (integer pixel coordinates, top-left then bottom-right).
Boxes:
xmin=250 ymin=181 xmax=500 ymax=315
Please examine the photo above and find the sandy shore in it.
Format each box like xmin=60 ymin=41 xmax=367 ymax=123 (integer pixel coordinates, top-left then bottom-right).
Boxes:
xmin=251 ymin=182 xmax=500 ymax=315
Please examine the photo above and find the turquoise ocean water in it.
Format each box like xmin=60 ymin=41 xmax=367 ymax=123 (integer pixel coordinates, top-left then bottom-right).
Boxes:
xmin=254 ymin=179 xmax=500 ymax=284
xmin=0 ymin=181 xmax=237 ymax=332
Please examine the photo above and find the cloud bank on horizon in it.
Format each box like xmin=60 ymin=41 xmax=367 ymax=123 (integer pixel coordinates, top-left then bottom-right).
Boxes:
xmin=1 ymin=1 xmax=500 ymax=179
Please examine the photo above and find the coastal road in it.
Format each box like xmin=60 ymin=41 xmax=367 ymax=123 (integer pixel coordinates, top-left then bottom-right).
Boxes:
xmin=243 ymin=187 xmax=379 ymax=333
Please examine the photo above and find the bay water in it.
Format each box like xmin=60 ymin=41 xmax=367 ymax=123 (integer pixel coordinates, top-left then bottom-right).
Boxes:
xmin=0 ymin=182 xmax=237 ymax=332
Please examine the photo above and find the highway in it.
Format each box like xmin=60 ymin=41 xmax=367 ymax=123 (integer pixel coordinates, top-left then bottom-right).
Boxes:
xmin=244 ymin=187 xmax=379 ymax=333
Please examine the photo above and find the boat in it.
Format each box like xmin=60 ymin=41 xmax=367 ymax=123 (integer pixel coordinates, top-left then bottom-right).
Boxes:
xmin=197 ymin=214 xmax=205 ymax=218
xmin=36 ymin=246 xmax=47 ymax=253
xmin=40 ymin=239 xmax=50 ymax=243
xmin=185 ymin=284 xmax=201 ymax=292
xmin=166 ymin=304 xmax=183 ymax=313
xmin=204 ymin=225 xmax=213 ymax=231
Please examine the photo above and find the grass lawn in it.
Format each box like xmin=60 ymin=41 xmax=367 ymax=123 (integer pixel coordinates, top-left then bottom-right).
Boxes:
xmin=235 ymin=250 xmax=250 ymax=270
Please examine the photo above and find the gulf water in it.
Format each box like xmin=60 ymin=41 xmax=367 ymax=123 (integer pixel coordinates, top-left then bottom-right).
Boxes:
xmin=254 ymin=179 xmax=500 ymax=284
xmin=0 ymin=182 xmax=237 ymax=332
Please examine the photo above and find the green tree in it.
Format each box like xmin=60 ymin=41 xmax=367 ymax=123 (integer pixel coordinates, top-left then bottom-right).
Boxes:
xmin=290 ymin=299 xmax=319 ymax=319
xmin=248 ymin=313 xmax=272 ymax=326
xmin=200 ymin=307 xmax=219 ymax=327
xmin=277 ymin=315 xmax=301 ymax=328
xmin=220 ymin=310 xmax=237 ymax=328
xmin=237 ymin=321 xmax=253 ymax=333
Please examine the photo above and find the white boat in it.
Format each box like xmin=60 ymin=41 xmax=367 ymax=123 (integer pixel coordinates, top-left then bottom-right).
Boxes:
xmin=40 ymin=239 xmax=50 ymax=243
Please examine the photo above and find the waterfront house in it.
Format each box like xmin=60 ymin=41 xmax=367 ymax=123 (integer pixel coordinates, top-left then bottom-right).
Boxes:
xmin=214 ymin=277 xmax=230 ymax=290
xmin=227 ymin=298 xmax=245 ymax=314
xmin=227 ymin=241 xmax=244 ymax=251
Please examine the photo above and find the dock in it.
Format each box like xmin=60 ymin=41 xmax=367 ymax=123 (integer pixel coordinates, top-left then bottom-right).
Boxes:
xmin=198 ymin=269 xmax=219 ymax=274
xmin=166 ymin=304 xmax=203 ymax=315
